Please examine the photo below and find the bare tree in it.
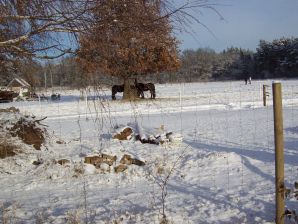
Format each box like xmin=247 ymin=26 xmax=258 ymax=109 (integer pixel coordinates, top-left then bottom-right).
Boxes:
xmin=0 ymin=0 xmax=95 ymax=62
xmin=1 ymin=0 xmax=221 ymax=83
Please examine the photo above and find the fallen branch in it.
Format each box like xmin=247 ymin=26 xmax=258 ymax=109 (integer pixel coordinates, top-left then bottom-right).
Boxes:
xmin=34 ymin=117 xmax=47 ymax=123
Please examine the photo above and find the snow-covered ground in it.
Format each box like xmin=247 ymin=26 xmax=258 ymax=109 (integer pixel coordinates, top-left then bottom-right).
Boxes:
xmin=0 ymin=80 xmax=298 ymax=223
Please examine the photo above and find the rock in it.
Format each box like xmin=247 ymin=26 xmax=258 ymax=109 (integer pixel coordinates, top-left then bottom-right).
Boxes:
xmin=84 ymin=156 xmax=102 ymax=166
xmin=114 ymin=164 xmax=128 ymax=173
xmin=131 ymin=158 xmax=145 ymax=166
xmin=135 ymin=134 xmax=159 ymax=145
xmin=120 ymin=154 xmax=133 ymax=165
xmin=32 ymin=160 xmax=42 ymax=166
xmin=101 ymin=153 xmax=117 ymax=166
xmin=84 ymin=154 xmax=116 ymax=167
xmin=56 ymin=140 xmax=66 ymax=144
xmin=57 ymin=159 xmax=70 ymax=166
xmin=113 ymin=127 xmax=133 ymax=140
xmin=120 ymin=154 xmax=145 ymax=166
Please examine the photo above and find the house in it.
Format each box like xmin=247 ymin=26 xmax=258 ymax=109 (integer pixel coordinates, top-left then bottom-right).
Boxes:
xmin=7 ymin=78 xmax=31 ymax=96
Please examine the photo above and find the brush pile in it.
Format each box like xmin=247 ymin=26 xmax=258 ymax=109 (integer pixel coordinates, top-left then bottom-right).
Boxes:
xmin=0 ymin=107 xmax=47 ymax=159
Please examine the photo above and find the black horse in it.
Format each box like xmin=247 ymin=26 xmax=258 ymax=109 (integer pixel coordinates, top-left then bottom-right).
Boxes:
xmin=111 ymin=84 xmax=124 ymax=100
xmin=51 ymin=93 xmax=61 ymax=100
xmin=135 ymin=80 xmax=156 ymax=99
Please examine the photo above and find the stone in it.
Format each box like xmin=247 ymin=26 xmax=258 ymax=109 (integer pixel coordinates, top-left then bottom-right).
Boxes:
xmin=56 ymin=140 xmax=65 ymax=144
xmin=84 ymin=156 xmax=102 ymax=166
xmin=32 ymin=160 xmax=42 ymax=166
xmin=131 ymin=158 xmax=145 ymax=166
xmin=113 ymin=127 xmax=133 ymax=140
xmin=114 ymin=164 xmax=128 ymax=173
xmin=84 ymin=154 xmax=116 ymax=167
xmin=101 ymin=153 xmax=117 ymax=166
xmin=120 ymin=154 xmax=145 ymax=166
xmin=120 ymin=154 xmax=132 ymax=165
xmin=57 ymin=159 xmax=70 ymax=166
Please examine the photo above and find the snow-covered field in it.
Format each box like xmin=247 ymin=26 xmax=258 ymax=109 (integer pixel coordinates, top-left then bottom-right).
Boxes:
xmin=1 ymin=80 xmax=298 ymax=223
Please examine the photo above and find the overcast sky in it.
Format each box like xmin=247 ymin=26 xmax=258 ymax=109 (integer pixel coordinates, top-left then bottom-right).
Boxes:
xmin=177 ymin=0 xmax=298 ymax=52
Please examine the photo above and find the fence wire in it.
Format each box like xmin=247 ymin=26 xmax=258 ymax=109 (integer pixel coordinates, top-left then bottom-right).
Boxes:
xmin=0 ymin=80 xmax=298 ymax=223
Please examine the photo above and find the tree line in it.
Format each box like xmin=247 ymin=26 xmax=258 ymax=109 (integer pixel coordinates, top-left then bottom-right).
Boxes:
xmin=1 ymin=36 xmax=297 ymax=88
xmin=169 ymin=36 xmax=298 ymax=83
xmin=1 ymin=1 xmax=297 ymax=93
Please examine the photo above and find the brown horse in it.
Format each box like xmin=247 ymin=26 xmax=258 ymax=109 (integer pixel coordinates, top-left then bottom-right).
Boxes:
xmin=112 ymin=81 xmax=156 ymax=100
xmin=135 ymin=81 xmax=156 ymax=99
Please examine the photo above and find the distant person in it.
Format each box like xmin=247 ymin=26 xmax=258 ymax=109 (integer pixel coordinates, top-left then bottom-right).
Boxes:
xmin=248 ymin=76 xmax=252 ymax=84
xmin=244 ymin=77 xmax=248 ymax=85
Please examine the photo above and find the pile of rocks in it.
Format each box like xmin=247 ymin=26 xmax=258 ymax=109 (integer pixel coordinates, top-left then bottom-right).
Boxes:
xmin=113 ymin=125 xmax=182 ymax=145
xmin=84 ymin=153 xmax=145 ymax=173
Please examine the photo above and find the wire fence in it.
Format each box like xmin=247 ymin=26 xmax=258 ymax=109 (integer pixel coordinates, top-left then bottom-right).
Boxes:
xmin=1 ymin=80 xmax=298 ymax=223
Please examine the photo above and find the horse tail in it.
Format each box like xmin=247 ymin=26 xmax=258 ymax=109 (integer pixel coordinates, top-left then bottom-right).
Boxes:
xmin=111 ymin=86 xmax=116 ymax=100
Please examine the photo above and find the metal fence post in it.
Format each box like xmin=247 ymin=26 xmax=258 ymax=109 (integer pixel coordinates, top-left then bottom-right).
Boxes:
xmin=272 ymin=82 xmax=285 ymax=224
xmin=263 ymin=85 xmax=269 ymax=106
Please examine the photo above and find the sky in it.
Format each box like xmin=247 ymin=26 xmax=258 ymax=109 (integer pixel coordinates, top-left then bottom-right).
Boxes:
xmin=177 ymin=0 xmax=298 ymax=52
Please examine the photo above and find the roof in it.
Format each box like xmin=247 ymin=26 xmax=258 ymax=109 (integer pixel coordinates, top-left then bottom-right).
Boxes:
xmin=7 ymin=78 xmax=31 ymax=88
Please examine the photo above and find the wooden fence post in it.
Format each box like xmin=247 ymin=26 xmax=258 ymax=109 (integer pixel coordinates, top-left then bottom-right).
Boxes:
xmin=272 ymin=82 xmax=285 ymax=224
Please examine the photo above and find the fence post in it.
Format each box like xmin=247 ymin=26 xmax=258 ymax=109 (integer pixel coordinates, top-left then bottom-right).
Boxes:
xmin=272 ymin=82 xmax=285 ymax=224
xmin=263 ymin=85 xmax=269 ymax=106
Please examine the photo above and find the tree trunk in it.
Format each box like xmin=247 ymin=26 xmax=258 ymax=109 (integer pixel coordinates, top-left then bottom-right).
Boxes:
xmin=123 ymin=78 xmax=139 ymax=100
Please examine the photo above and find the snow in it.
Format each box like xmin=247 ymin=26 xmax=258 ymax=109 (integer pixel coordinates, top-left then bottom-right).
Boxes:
xmin=0 ymin=80 xmax=298 ymax=223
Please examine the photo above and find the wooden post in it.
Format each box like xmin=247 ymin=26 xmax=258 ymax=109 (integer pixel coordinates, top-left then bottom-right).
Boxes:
xmin=272 ymin=82 xmax=285 ymax=224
